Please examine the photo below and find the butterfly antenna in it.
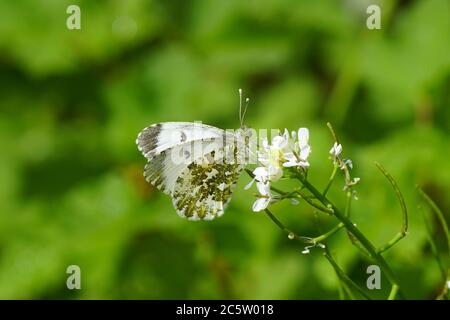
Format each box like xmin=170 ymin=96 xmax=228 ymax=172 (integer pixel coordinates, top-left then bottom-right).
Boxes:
xmin=242 ymin=97 xmax=250 ymax=126
xmin=239 ymin=88 xmax=243 ymax=127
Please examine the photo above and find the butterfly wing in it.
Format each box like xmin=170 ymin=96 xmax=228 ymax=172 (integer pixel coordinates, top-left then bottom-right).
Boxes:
xmin=136 ymin=122 xmax=232 ymax=194
xmin=137 ymin=122 xmax=244 ymax=220
xmin=136 ymin=122 xmax=231 ymax=159
xmin=172 ymin=147 xmax=244 ymax=221
xmin=141 ymin=139 xmax=222 ymax=195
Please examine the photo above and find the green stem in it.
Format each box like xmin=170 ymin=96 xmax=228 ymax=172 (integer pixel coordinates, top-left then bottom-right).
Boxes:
xmin=344 ymin=191 xmax=352 ymax=218
xmin=296 ymin=190 xmax=334 ymax=215
xmin=313 ymin=223 xmax=345 ymax=243
xmin=278 ymin=190 xmax=300 ymax=200
xmin=337 ymin=276 xmax=347 ymax=300
xmin=375 ymin=162 xmax=408 ymax=254
xmin=420 ymin=205 xmax=447 ymax=278
xmin=347 ymin=231 xmax=374 ymax=262
xmin=342 ymin=284 xmax=357 ymax=300
xmin=324 ymin=248 xmax=372 ymax=300
xmin=418 ymin=188 xmax=450 ymax=299
xmin=245 ymin=169 xmax=333 ymax=215
xmin=326 ymin=122 xmax=340 ymax=144
xmin=263 ymin=207 xmax=370 ymax=300
xmin=388 ymin=284 xmax=399 ymax=300
xmin=378 ymin=233 xmax=406 ymax=254
xmin=323 ymin=164 xmax=339 ymax=196
xmin=264 ymin=209 xmax=313 ymax=244
xmin=418 ymin=187 xmax=450 ymax=255
xmin=297 ymin=174 xmax=404 ymax=299
xmin=342 ymin=192 xmax=374 ymax=260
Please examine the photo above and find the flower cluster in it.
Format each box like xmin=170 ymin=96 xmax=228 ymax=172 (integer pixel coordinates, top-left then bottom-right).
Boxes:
xmin=329 ymin=142 xmax=360 ymax=193
xmin=246 ymin=128 xmax=311 ymax=212
xmin=240 ymin=121 xmax=411 ymax=299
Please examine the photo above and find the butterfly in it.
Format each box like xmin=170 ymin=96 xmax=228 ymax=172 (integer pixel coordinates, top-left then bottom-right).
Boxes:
xmin=136 ymin=90 xmax=254 ymax=221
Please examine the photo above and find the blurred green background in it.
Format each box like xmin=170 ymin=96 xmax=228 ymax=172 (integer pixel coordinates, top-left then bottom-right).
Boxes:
xmin=0 ymin=0 xmax=449 ymax=299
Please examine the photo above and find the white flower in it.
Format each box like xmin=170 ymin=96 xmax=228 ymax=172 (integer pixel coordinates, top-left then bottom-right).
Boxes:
xmin=329 ymin=142 xmax=342 ymax=158
xmin=297 ymin=128 xmax=310 ymax=160
xmin=271 ymin=134 xmax=288 ymax=150
xmin=259 ymin=136 xmax=287 ymax=164
xmin=247 ymin=127 xmax=311 ymax=210
xmin=282 ymin=128 xmax=311 ymax=168
xmin=343 ymin=158 xmax=353 ymax=169
xmin=244 ymin=165 xmax=282 ymax=190
xmin=283 ymin=154 xmax=309 ymax=168
xmin=245 ymin=167 xmax=269 ymax=188
xmin=252 ymin=182 xmax=274 ymax=212
xmin=256 ymin=134 xmax=288 ymax=182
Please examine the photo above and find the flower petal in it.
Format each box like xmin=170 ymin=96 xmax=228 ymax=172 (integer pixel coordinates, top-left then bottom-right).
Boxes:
xmin=256 ymin=181 xmax=270 ymax=196
xmin=336 ymin=144 xmax=342 ymax=155
xmin=272 ymin=135 xmax=287 ymax=149
xmin=299 ymin=144 xmax=311 ymax=160
xmin=268 ymin=165 xmax=283 ymax=181
xmin=283 ymin=128 xmax=290 ymax=141
xmin=291 ymin=130 xmax=297 ymax=140
xmin=330 ymin=142 xmax=342 ymax=157
xmin=298 ymin=161 xmax=310 ymax=168
xmin=283 ymin=161 xmax=298 ymax=168
xmin=244 ymin=179 xmax=255 ymax=190
xmin=262 ymin=138 xmax=269 ymax=150
xmin=298 ymin=128 xmax=309 ymax=147
xmin=344 ymin=159 xmax=353 ymax=169
xmin=252 ymin=197 xmax=270 ymax=212
xmin=283 ymin=152 xmax=295 ymax=162
xmin=253 ymin=167 xmax=268 ymax=179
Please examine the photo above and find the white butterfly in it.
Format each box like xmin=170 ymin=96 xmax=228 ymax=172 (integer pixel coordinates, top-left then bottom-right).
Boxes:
xmin=136 ymin=90 xmax=254 ymax=221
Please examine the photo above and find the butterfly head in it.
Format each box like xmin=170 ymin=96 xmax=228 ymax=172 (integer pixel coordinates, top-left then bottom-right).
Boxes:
xmin=235 ymin=125 xmax=252 ymax=139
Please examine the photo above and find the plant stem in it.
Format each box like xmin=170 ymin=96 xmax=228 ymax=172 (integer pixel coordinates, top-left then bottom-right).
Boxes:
xmin=388 ymin=284 xmax=399 ymax=300
xmin=420 ymin=205 xmax=447 ymax=278
xmin=313 ymin=223 xmax=345 ymax=243
xmin=378 ymin=233 xmax=406 ymax=254
xmin=418 ymin=188 xmax=450 ymax=299
xmin=324 ymin=248 xmax=372 ymax=300
xmin=347 ymin=232 xmax=374 ymax=262
xmin=418 ymin=187 xmax=450 ymax=254
xmin=344 ymin=191 xmax=352 ymax=218
xmin=245 ymin=169 xmax=333 ymax=215
xmin=375 ymin=162 xmax=408 ymax=254
xmin=264 ymin=209 xmax=313 ymax=244
xmin=296 ymin=190 xmax=334 ymax=215
xmin=297 ymin=174 xmax=404 ymax=298
xmin=326 ymin=122 xmax=340 ymax=144
xmin=337 ymin=280 xmax=346 ymax=300
xmin=323 ymin=164 xmax=339 ymax=196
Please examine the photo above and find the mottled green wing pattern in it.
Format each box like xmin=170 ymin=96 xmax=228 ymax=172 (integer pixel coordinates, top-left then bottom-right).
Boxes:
xmin=172 ymin=150 xmax=244 ymax=221
xmin=136 ymin=122 xmax=253 ymax=220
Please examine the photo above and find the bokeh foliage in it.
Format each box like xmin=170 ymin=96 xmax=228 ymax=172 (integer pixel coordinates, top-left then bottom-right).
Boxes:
xmin=0 ymin=0 xmax=448 ymax=299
